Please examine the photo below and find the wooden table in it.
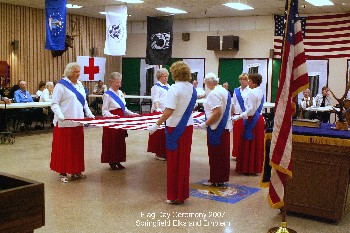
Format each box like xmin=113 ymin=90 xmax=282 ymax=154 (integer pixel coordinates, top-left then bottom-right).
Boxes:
xmin=265 ymin=125 xmax=350 ymax=222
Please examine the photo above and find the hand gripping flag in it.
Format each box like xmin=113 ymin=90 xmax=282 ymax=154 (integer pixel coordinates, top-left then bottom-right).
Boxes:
xmin=45 ymin=0 xmax=67 ymax=51
xmin=261 ymin=0 xmax=309 ymax=208
xmin=104 ymin=5 xmax=127 ymax=56
xmin=146 ymin=16 xmax=174 ymax=65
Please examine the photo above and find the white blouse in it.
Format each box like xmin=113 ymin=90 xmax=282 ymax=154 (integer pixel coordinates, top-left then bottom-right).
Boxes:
xmin=203 ymin=85 xmax=233 ymax=130
xmin=232 ymin=86 xmax=250 ymax=114
xmin=150 ymin=81 xmax=170 ymax=112
xmin=102 ymin=87 xmax=134 ymax=117
xmin=241 ymin=87 xmax=264 ymax=119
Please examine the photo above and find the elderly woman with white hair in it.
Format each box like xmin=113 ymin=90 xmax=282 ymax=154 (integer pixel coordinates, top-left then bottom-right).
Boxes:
xmin=147 ymin=68 xmax=170 ymax=161
xmin=199 ymin=72 xmax=232 ymax=188
xmin=50 ymin=62 xmax=94 ymax=183
xmin=101 ymin=72 xmax=138 ymax=170
xmin=39 ymin=81 xmax=54 ymax=102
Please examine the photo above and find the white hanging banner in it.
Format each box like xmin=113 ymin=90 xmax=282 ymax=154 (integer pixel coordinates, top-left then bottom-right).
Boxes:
xmin=104 ymin=5 xmax=127 ymax=56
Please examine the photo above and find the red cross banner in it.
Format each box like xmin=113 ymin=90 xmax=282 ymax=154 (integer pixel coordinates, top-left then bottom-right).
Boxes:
xmin=77 ymin=56 xmax=106 ymax=81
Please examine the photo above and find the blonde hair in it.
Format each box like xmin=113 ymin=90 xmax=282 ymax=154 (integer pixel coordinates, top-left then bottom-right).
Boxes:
xmin=170 ymin=61 xmax=191 ymax=82
xmin=239 ymin=73 xmax=249 ymax=80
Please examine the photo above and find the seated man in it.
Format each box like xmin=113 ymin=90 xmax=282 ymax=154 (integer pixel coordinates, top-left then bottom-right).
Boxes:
xmin=192 ymin=80 xmax=206 ymax=111
xmin=0 ymin=97 xmax=11 ymax=131
xmin=222 ymin=82 xmax=233 ymax=97
xmin=90 ymin=80 xmax=107 ymax=114
xmin=14 ymin=81 xmax=44 ymax=129
xmin=314 ymin=86 xmax=332 ymax=123
xmin=299 ymin=89 xmax=316 ymax=119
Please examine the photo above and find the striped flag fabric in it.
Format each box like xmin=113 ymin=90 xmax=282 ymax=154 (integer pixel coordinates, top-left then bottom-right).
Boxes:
xmin=67 ymin=112 xmax=205 ymax=130
xmin=274 ymin=12 xmax=350 ymax=59
xmin=267 ymin=0 xmax=309 ymax=208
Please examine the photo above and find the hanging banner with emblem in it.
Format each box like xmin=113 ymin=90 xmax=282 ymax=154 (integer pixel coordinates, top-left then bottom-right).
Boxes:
xmin=45 ymin=0 xmax=67 ymax=50
xmin=104 ymin=5 xmax=127 ymax=56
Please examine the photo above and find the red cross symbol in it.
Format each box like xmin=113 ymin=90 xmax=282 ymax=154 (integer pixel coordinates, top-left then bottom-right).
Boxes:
xmin=84 ymin=57 xmax=100 ymax=80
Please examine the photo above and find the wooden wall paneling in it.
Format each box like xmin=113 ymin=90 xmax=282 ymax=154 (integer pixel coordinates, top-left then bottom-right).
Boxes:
xmin=0 ymin=2 xmax=120 ymax=94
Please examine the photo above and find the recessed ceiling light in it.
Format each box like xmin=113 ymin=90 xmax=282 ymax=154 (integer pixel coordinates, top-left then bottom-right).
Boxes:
xmin=305 ymin=0 xmax=334 ymax=6
xmin=116 ymin=0 xmax=144 ymax=3
xmin=66 ymin=4 xmax=82 ymax=8
xmin=156 ymin=7 xmax=187 ymax=14
xmin=223 ymin=3 xmax=254 ymax=10
xmin=99 ymin=12 xmax=107 ymax=15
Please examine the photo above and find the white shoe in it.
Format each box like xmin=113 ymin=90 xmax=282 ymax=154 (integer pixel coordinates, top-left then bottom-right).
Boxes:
xmin=60 ymin=176 xmax=69 ymax=183
xmin=71 ymin=173 xmax=87 ymax=179
xmin=155 ymin=155 xmax=166 ymax=161
xmin=203 ymin=181 xmax=213 ymax=186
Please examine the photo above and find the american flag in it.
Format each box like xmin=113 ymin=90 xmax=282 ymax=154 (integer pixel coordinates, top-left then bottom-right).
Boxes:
xmin=274 ymin=12 xmax=350 ymax=59
xmin=267 ymin=0 xmax=309 ymax=208
xmin=67 ymin=112 xmax=205 ymax=130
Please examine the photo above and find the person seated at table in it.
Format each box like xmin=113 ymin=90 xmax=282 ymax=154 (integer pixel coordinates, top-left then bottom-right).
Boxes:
xmin=90 ymin=80 xmax=107 ymax=114
xmin=314 ymin=86 xmax=332 ymax=123
xmin=192 ymin=80 xmax=206 ymax=111
xmin=0 ymin=97 xmax=11 ymax=131
xmin=299 ymin=88 xmax=316 ymax=119
xmin=40 ymin=82 xmax=55 ymax=124
xmin=14 ymin=80 xmax=44 ymax=129
xmin=35 ymin=81 xmax=46 ymax=100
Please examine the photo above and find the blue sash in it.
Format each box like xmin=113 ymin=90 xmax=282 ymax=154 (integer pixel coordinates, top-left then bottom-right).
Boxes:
xmin=58 ymin=79 xmax=85 ymax=107
xmin=235 ymin=88 xmax=246 ymax=112
xmin=156 ymin=83 xmax=169 ymax=91
xmin=243 ymin=95 xmax=264 ymax=140
xmin=207 ymin=91 xmax=232 ymax=146
xmin=105 ymin=90 xmax=125 ymax=114
xmin=165 ymin=87 xmax=197 ymax=151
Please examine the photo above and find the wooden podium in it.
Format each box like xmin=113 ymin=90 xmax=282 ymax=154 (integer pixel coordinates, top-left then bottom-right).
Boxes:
xmin=0 ymin=172 xmax=45 ymax=232
xmin=265 ymin=128 xmax=350 ymax=222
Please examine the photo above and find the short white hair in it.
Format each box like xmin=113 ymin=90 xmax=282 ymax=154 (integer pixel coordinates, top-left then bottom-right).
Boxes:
xmin=204 ymin=72 xmax=219 ymax=84
xmin=63 ymin=62 xmax=81 ymax=77
xmin=46 ymin=81 xmax=54 ymax=88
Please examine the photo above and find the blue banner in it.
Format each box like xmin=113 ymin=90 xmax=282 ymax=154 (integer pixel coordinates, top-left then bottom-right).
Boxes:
xmin=45 ymin=0 xmax=67 ymax=50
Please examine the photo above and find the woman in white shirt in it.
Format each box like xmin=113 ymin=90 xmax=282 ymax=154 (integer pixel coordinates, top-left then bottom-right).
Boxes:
xmin=50 ymin=62 xmax=94 ymax=183
xmin=101 ymin=72 xmax=138 ymax=170
xmin=231 ymin=73 xmax=250 ymax=159
xmin=39 ymin=82 xmax=54 ymax=102
xmin=231 ymin=73 xmax=265 ymax=174
xmin=199 ymin=72 xmax=232 ymax=188
xmin=148 ymin=61 xmax=196 ymax=204
xmin=147 ymin=68 xmax=170 ymax=161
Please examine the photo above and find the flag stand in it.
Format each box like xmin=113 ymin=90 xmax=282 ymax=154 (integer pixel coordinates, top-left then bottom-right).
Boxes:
xmin=268 ymin=182 xmax=296 ymax=233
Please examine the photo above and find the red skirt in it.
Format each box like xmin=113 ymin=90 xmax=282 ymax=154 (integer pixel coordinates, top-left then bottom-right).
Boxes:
xmin=147 ymin=128 xmax=166 ymax=158
xmin=166 ymin=126 xmax=193 ymax=202
xmin=50 ymin=125 xmax=84 ymax=174
xmin=207 ymin=129 xmax=230 ymax=183
xmin=235 ymin=116 xmax=265 ymax=174
xmin=101 ymin=109 xmax=126 ymax=163
xmin=232 ymin=119 xmax=244 ymax=158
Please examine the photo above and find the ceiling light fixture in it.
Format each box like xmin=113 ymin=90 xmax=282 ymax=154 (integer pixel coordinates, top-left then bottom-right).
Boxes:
xmin=66 ymin=4 xmax=83 ymax=8
xmin=223 ymin=2 xmax=254 ymax=10
xmin=305 ymin=0 xmax=334 ymax=6
xmin=156 ymin=7 xmax=187 ymax=14
xmin=116 ymin=0 xmax=144 ymax=3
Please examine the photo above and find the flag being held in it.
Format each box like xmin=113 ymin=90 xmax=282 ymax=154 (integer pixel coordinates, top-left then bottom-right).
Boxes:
xmin=261 ymin=0 xmax=309 ymax=209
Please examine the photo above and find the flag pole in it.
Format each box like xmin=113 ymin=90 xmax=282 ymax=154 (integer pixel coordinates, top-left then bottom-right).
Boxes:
xmin=267 ymin=207 xmax=297 ymax=233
